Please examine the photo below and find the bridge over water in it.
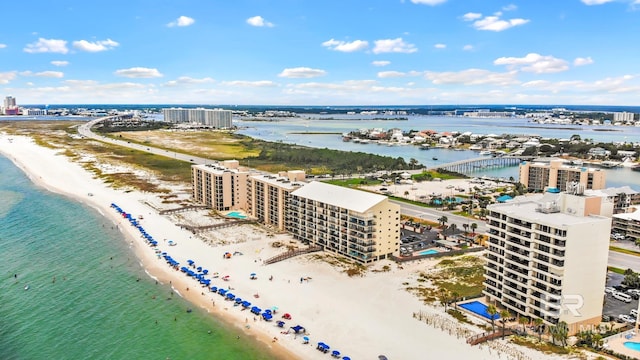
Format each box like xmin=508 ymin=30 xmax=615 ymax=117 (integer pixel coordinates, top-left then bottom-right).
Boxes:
xmin=431 ymin=156 xmax=534 ymax=175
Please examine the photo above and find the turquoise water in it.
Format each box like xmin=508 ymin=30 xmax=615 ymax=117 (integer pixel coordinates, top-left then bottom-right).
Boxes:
xmin=417 ymin=249 xmax=438 ymax=256
xmin=0 ymin=155 xmax=278 ymax=360
xmin=624 ymin=341 xmax=640 ymax=351
xmin=227 ymin=211 xmax=247 ymax=219
xmin=459 ymin=301 xmax=500 ymax=320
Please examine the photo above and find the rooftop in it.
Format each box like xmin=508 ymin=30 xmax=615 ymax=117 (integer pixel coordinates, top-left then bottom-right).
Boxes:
xmin=291 ymin=181 xmax=388 ymax=213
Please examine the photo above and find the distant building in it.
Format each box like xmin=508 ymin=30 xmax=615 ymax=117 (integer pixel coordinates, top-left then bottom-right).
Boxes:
xmin=23 ymin=108 xmax=47 ymax=116
xmin=519 ymin=159 xmax=606 ymax=192
xmin=484 ymin=189 xmax=613 ymax=334
xmin=613 ymin=111 xmax=635 ymax=123
xmin=163 ymin=108 xmax=232 ymax=128
xmin=612 ymin=206 xmax=640 ymax=240
xmin=2 ymin=96 xmax=18 ymax=115
xmin=287 ymin=181 xmax=401 ymax=263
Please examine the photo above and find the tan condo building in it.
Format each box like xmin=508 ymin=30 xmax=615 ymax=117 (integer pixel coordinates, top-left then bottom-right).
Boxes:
xmin=246 ymin=171 xmax=306 ymax=231
xmin=287 ymin=181 xmax=400 ymax=263
xmin=191 ymin=160 xmax=248 ymax=211
xmin=519 ymin=159 xmax=606 ymax=193
xmin=484 ymin=187 xmax=612 ymax=334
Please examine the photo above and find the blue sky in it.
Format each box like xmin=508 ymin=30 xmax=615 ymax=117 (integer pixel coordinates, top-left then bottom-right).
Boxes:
xmin=1 ymin=0 xmax=640 ymax=105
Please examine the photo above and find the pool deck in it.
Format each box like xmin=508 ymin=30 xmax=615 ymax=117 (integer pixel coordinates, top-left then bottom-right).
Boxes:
xmin=605 ymin=329 xmax=640 ymax=358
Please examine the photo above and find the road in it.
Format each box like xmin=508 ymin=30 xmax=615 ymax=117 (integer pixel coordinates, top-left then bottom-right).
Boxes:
xmin=81 ymin=117 xmax=637 ymax=271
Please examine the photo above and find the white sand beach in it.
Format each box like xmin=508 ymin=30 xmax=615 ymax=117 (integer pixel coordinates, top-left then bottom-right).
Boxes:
xmin=0 ymin=133 xmax=584 ymax=360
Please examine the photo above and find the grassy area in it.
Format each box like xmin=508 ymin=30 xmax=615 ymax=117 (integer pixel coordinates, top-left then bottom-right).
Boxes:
xmin=610 ymin=246 xmax=640 ymax=257
xmin=608 ymin=266 xmax=626 ymax=275
xmin=510 ymin=336 xmax=573 ymax=355
xmin=407 ymin=255 xmax=485 ymax=303
xmin=323 ymin=178 xmax=383 ymax=187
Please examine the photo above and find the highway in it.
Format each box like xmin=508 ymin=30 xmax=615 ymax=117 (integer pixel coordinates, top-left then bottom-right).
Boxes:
xmin=80 ymin=117 xmax=638 ymax=271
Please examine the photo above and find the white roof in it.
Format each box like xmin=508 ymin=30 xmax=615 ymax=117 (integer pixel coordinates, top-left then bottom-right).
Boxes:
xmin=291 ymin=181 xmax=388 ymax=213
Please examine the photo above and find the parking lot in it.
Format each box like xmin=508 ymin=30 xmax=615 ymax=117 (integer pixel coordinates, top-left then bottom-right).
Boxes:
xmin=603 ymin=272 xmax=639 ymax=324
xmin=399 ymin=229 xmax=439 ymax=256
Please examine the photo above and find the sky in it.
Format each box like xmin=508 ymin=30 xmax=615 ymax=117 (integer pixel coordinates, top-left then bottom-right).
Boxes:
xmin=1 ymin=0 xmax=640 ymax=106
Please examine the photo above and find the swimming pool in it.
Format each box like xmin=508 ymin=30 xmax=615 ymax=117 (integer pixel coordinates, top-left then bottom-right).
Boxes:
xmin=624 ymin=341 xmax=640 ymax=351
xmin=226 ymin=211 xmax=247 ymax=219
xmin=417 ymin=249 xmax=438 ymax=256
xmin=459 ymin=301 xmax=500 ymax=320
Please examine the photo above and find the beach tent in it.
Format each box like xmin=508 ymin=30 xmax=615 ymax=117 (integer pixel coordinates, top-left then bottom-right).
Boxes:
xmin=291 ymin=325 xmax=305 ymax=334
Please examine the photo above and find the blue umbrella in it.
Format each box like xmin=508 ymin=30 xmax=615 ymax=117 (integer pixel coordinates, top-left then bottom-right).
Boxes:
xmin=332 ymin=350 xmax=340 ymax=357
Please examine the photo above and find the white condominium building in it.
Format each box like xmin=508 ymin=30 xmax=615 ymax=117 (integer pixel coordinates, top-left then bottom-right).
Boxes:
xmin=191 ymin=160 xmax=248 ymax=211
xmin=613 ymin=111 xmax=635 ymax=123
xmin=484 ymin=188 xmax=612 ymax=334
xmin=287 ymin=181 xmax=401 ymax=263
xmin=163 ymin=107 xmax=232 ymax=128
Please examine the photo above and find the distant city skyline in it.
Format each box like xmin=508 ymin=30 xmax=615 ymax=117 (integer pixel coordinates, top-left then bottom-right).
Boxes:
xmin=1 ymin=1 xmax=640 ymax=105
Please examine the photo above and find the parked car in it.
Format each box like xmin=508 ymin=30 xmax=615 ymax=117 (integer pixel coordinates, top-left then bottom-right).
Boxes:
xmin=605 ymin=287 xmax=616 ymax=294
xmin=619 ymin=314 xmax=635 ymax=323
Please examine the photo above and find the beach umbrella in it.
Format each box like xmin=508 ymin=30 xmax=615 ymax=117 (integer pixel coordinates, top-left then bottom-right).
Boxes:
xmin=303 ymin=336 xmax=309 ymax=344
xmin=332 ymin=350 xmax=340 ymax=357
xmin=277 ymin=321 xmax=285 ymax=328
xmin=342 ymin=357 xmax=351 ymax=360
xmin=187 ymin=260 xmax=194 ymax=265
xmin=270 ymin=306 xmax=278 ymax=313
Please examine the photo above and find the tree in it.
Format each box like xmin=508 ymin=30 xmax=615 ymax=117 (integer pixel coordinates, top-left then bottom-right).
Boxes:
xmin=404 ymin=190 xmax=410 ymax=197
xmin=451 ymin=291 xmax=459 ymax=310
xmin=409 ymin=158 xmax=419 ymax=169
xmin=487 ymin=305 xmax=498 ymax=333
xmin=449 ymin=223 xmax=457 ymax=235
xmin=470 ymin=222 xmax=478 ymax=235
xmin=439 ymin=289 xmax=450 ymax=312
xmin=556 ymin=321 xmax=569 ymax=347
xmin=500 ymin=309 xmax=511 ymax=338
xmin=518 ymin=316 xmax=529 ymax=335
xmin=635 ymin=238 xmax=640 ymax=247
xmin=592 ymin=333 xmax=603 ymax=349
xmin=462 ymin=223 xmax=469 ymax=235
xmin=437 ymin=215 xmax=448 ymax=228
xmin=534 ymin=318 xmax=544 ymax=342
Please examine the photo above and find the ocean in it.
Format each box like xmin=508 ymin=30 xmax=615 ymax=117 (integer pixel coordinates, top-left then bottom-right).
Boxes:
xmin=0 ymin=155 xmax=277 ymax=360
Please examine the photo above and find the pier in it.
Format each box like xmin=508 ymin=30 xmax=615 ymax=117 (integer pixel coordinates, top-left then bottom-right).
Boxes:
xmin=433 ymin=156 xmax=533 ymax=176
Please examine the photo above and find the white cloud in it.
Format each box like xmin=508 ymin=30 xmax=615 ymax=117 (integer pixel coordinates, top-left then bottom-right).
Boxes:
xmin=0 ymin=71 xmax=17 ymax=84
xmin=24 ymin=38 xmax=68 ymax=54
xmin=164 ymin=76 xmax=215 ymax=86
xmin=434 ymin=43 xmax=446 ymax=49
xmin=502 ymin=4 xmax=517 ymax=11
xmin=73 ymin=39 xmax=119 ymax=52
xmin=37 ymin=71 xmax=64 ymax=78
xmin=167 ymin=16 xmax=195 ymax=27
xmin=410 ymin=0 xmax=447 ymax=5
xmin=114 ymin=67 xmax=163 ymax=78
xmin=372 ymin=38 xmax=417 ymax=54
xmin=372 ymin=60 xmax=391 ymax=67
xmin=51 ymin=60 xmax=69 ymax=67
xmin=462 ymin=12 xmax=482 ymax=21
xmin=0 ymin=44 xmax=6 ymax=49
xmin=221 ymin=80 xmax=277 ymax=87
xmin=425 ymin=68 xmax=520 ymax=86
xmin=322 ymin=39 xmax=368 ymax=52
xmin=494 ymin=53 xmax=569 ymax=73
xmin=463 ymin=44 xmax=474 ymax=51
xmin=278 ymin=67 xmax=326 ymax=78
xmin=581 ymin=0 xmax=614 ymax=5
xmin=246 ymin=15 xmax=274 ymax=27
xmin=463 ymin=12 xmax=530 ymax=32
xmin=378 ymin=71 xmax=407 ymax=78
xmin=574 ymin=57 xmax=594 ymax=66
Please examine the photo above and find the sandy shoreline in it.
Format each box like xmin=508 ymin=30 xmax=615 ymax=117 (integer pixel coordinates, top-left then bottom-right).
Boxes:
xmin=0 ymin=133 xmax=574 ymax=360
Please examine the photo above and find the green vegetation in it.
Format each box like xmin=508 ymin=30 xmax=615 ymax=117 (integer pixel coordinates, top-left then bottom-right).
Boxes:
xmin=323 ymin=178 xmax=383 ymax=187
xmin=610 ymin=246 xmax=640 ymax=257
xmin=406 ymin=255 xmax=485 ymax=303
xmin=608 ymin=266 xmax=626 ymax=275
xmin=510 ymin=336 xmax=572 ymax=355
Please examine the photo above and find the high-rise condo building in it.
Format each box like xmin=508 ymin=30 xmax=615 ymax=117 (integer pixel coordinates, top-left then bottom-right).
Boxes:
xmin=519 ymin=159 xmax=606 ymax=193
xmin=246 ymin=171 xmax=306 ymax=231
xmin=287 ymin=181 xmax=400 ymax=263
xmin=191 ymin=160 xmax=248 ymax=211
xmin=483 ymin=187 xmax=612 ymax=334
xmin=163 ymin=108 xmax=232 ymax=128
